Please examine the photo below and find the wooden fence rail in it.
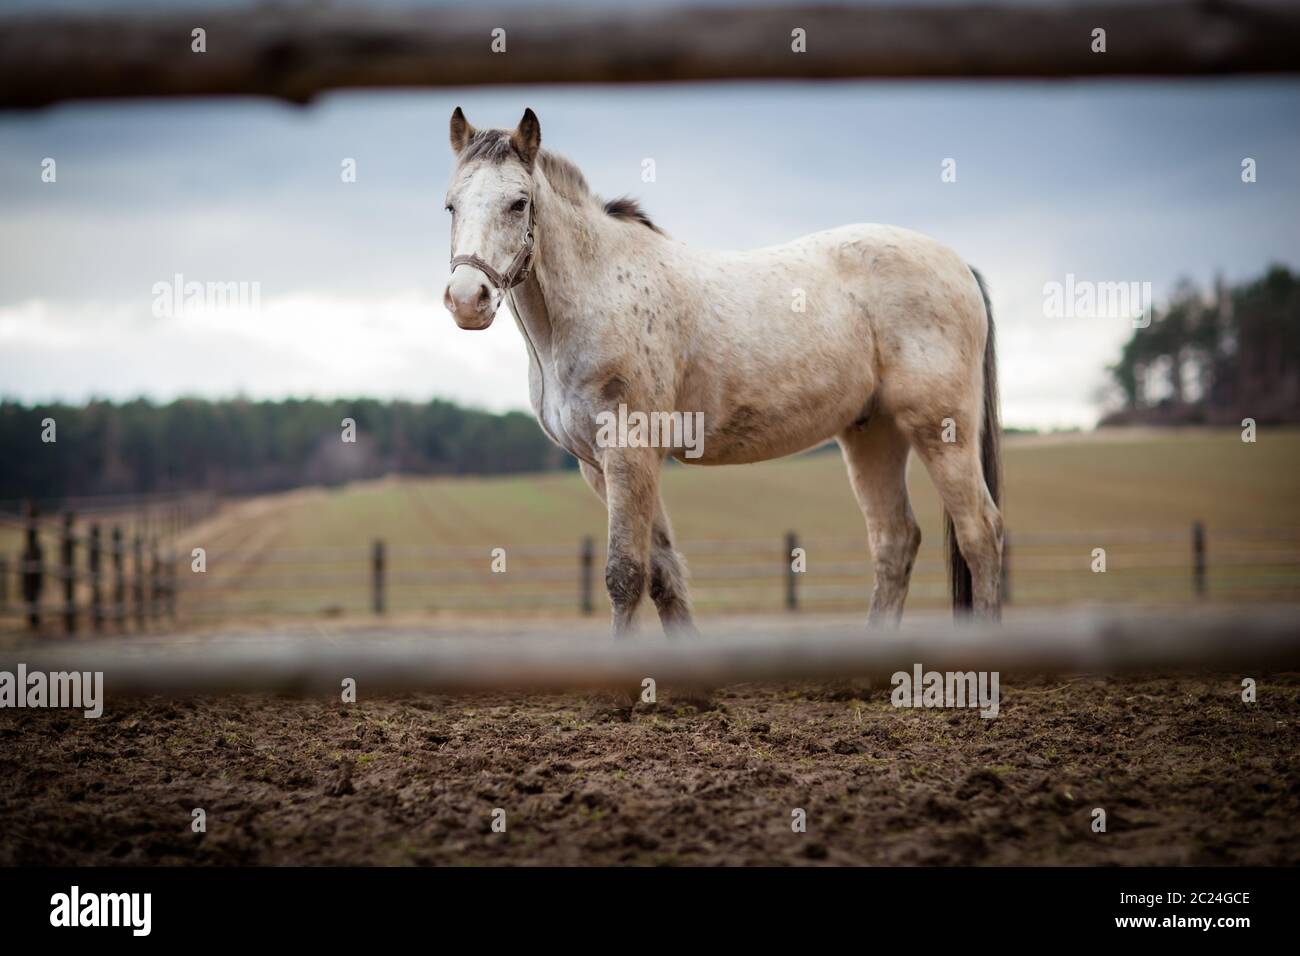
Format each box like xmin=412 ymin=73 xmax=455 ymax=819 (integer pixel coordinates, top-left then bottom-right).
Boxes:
xmin=1 ymin=2 xmax=1299 ymax=110
xmin=4 ymin=605 xmax=1298 ymax=696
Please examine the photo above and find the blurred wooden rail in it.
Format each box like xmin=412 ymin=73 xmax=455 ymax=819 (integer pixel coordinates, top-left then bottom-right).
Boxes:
xmin=2 ymin=2 xmax=1300 ymax=109
xmin=2 ymin=606 xmax=1298 ymax=696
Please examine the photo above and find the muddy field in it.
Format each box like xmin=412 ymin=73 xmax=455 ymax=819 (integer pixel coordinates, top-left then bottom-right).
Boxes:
xmin=2 ymin=670 xmax=1297 ymax=865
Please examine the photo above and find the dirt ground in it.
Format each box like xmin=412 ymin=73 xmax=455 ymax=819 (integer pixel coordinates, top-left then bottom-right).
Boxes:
xmin=1 ymin=670 xmax=1297 ymax=865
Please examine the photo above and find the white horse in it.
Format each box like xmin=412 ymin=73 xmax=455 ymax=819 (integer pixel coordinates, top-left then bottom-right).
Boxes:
xmin=442 ymin=108 xmax=1002 ymax=636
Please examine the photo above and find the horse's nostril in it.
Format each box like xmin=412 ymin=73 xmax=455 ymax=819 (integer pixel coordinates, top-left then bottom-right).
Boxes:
xmin=476 ymin=284 xmax=491 ymax=308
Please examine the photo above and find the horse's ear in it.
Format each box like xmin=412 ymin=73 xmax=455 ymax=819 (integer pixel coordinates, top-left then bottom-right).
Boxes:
xmin=511 ymin=108 xmax=541 ymax=170
xmin=450 ymin=107 xmax=476 ymax=155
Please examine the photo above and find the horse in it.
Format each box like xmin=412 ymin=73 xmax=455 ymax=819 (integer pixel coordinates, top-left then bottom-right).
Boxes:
xmin=442 ymin=108 xmax=1003 ymax=636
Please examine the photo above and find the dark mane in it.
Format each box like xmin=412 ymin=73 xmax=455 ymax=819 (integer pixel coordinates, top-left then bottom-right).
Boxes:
xmin=458 ymin=129 xmax=661 ymax=234
xmin=603 ymin=196 xmax=662 ymax=234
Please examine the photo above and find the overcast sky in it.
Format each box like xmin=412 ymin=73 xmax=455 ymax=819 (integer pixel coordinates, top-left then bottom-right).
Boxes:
xmin=1 ymin=9 xmax=1297 ymax=429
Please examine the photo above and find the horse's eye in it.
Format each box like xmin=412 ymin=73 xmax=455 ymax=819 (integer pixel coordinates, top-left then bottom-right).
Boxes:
xmin=444 ymin=204 xmax=454 ymax=214
xmin=510 ymin=198 xmax=528 ymax=214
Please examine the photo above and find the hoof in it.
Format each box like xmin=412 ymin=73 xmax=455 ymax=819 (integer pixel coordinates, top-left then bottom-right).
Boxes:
xmin=580 ymin=688 xmax=636 ymax=723
xmin=668 ymin=684 xmax=717 ymax=712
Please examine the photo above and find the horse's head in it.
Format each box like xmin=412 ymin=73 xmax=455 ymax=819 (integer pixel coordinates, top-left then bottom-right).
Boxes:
xmin=443 ymin=107 xmax=540 ymax=330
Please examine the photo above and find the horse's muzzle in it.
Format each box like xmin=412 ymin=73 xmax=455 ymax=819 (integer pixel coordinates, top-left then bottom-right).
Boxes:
xmin=444 ymin=266 xmax=500 ymax=330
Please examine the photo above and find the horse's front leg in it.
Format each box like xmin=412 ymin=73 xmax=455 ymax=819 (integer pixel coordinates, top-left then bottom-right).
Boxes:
xmin=601 ymin=447 xmax=659 ymax=637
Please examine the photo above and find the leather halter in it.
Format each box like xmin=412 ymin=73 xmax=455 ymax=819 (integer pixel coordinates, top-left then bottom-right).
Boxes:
xmin=463 ymin=195 xmax=601 ymax=471
xmin=448 ymin=197 xmax=536 ymax=291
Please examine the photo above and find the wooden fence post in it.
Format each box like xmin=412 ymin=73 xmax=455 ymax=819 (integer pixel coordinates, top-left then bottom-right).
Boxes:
xmin=111 ymin=526 xmax=126 ymax=631
xmin=89 ymin=523 xmax=104 ymax=633
xmin=60 ymin=512 xmax=77 ymax=634
xmin=785 ymin=531 xmax=799 ymax=612
xmin=149 ymin=538 xmax=161 ymax=623
xmin=1000 ymin=530 xmax=1011 ymax=606
xmin=132 ymin=532 xmax=145 ymax=629
xmin=167 ymin=547 xmax=177 ymax=621
xmin=371 ymin=539 xmax=385 ymax=615
xmin=1192 ymin=520 xmax=1206 ymax=598
xmin=579 ymin=535 xmax=595 ymax=616
xmin=22 ymin=503 xmax=43 ymax=632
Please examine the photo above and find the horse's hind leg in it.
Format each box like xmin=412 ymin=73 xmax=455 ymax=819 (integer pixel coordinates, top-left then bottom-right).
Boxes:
xmin=649 ymin=500 xmax=696 ymax=636
xmin=839 ymin=416 xmax=921 ymax=627
xmin=900 ymin=415 xmax=1003 ymax=618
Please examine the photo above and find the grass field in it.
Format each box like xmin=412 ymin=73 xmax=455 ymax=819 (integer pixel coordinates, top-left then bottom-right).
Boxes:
xmin=259 ymin=427 xmax=1300 ymax=545
xmin=120 ymin=427 xmax=1297 ymax=621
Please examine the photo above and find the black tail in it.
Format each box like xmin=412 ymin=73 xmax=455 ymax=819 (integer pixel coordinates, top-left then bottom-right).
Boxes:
xmin=947 ymin=267 xmax=1002 ymax=614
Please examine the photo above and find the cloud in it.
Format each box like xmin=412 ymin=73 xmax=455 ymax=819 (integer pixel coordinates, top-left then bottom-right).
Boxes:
xmin=0 ymin=294 xmax=531 ymax=412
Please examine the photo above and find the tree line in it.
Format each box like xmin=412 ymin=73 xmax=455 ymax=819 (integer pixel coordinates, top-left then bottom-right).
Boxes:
xmin=1104 ymin=264 xmax=1300 ymax=426
xmin=6 ymin=264 xmax=1294 ymax=504
xmin=0 ymin=397 xmax=573 ymax=503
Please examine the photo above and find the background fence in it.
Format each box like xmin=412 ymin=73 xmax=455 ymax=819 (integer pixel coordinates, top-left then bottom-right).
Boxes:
xmin=0 ymin=494 xmax=218 ymax=637
xmin=172 ymin=523 xmax=1299 ymax=620
xmin=4 ymin=498 xmax=1297 ymax=634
